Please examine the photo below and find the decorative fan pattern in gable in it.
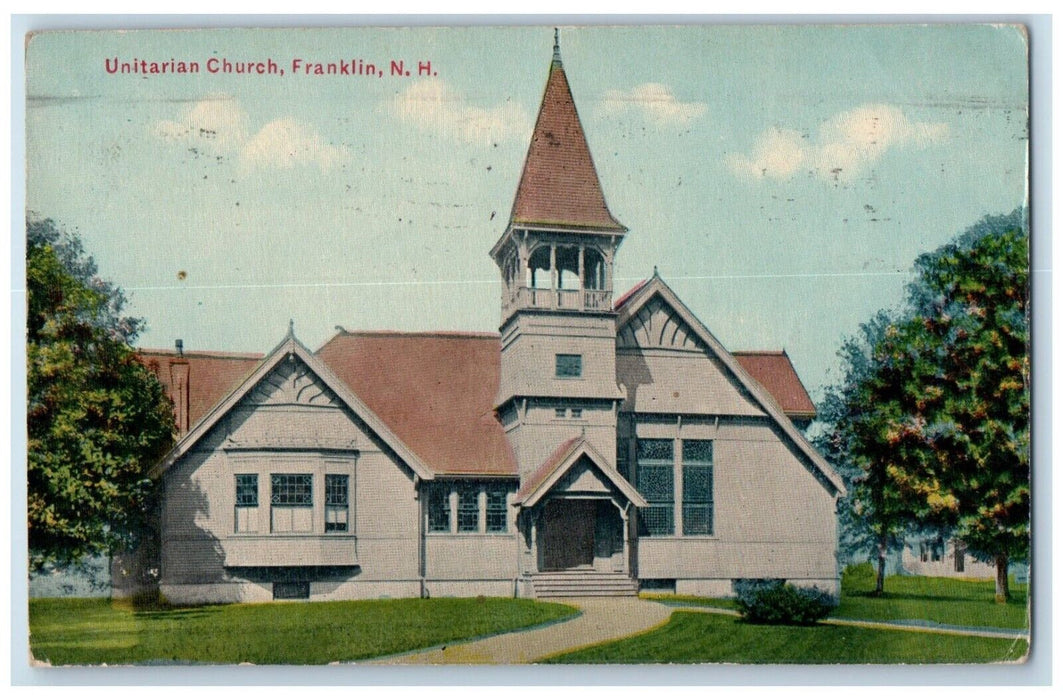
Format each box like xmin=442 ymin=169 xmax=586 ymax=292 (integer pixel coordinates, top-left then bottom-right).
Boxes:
xmin=246 ymin=359 xmax=339 ymax=407
xmin=617 ymin=295 xmax=706 ymax=351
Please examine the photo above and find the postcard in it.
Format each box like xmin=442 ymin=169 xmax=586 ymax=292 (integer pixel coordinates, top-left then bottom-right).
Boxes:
xmin=24 ymin=23 xmax=1030 ymax=667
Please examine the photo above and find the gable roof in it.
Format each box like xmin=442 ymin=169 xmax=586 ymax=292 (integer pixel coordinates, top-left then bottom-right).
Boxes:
xmin=149 ymin=330 xmax=434 ymax=480
xmin=613 ymin=278 xmax=650 ymax=312
xmin=615 ymin=275 xmax=845 ymax=496
xmin=509 ymin=42 xmax=625 ymax=232
xmin=138 ymin=349 xmax=263 ymax=428
xmin=733 ymin=351 xmax=817 ymax=419
xmin=316 ymin=331 xmax=518 ymax=477
xmin=514 ymin=437 xmax=647 ymax=508
xmin=144 ymin=330 xmax=824 ymax=482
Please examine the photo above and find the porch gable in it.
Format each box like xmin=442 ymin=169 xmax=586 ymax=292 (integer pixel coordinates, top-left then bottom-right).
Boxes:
xmin=515 ymin=437 xmax=647 ymax=509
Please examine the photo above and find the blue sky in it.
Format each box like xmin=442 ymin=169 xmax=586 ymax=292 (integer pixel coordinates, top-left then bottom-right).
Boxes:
xmin=25 ymin=24 xmax=1028 ymax=401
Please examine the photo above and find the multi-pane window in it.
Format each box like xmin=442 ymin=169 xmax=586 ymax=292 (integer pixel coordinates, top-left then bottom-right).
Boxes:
xmin=457 ymin=485 xmax=480 ymax=532
xmin=555 ymin=354 xmax=582 ymax=378
xmin=427 ymin=483 xmax=450 ymax=532
xmin=682 ymin=440 xmax=714 ymax=535
xmin=271 ymin=474 xmax=312 ymax=533
xmin=637 ymin=439 xmax=674 ymax=536
xmin=234 ymin=474 xmax=258 ymax=533
xmin=325 ymin=474 xmax=349 ymax=533
xmin=427 ymin=483 xmax=511 ymax=534
xmin=486 ymin=487 xmax=508 ymax=533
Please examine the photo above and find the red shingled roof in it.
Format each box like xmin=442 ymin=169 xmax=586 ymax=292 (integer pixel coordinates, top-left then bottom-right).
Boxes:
xmin=142 ymin=335 xmax=815 ymax=474
xmin=316 ymin=331 xmax=518 ymax=477
xmin=613 ymin=278 xmax=649 ymax=311
xmin=733 ymin=351 xmax=817 ymax=418
xmin=510 ymin=56 xmax=625 ymax=232
xmin=138 ymin=349 xmax=264 ymax=430
xmin=514 ymin=436 xmax=582 ymax=502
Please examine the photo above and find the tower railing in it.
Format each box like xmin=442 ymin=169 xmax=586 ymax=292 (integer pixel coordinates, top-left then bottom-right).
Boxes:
xmin=505 ymin=286 xmax=613 ymax=315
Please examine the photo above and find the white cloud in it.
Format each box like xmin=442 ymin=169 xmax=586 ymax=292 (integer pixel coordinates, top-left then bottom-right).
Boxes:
xmin=240 ymin=118 xmax=346 ymax=171
xmin=728 ymin=103 xmax=949 ymax=182
xmin=154 ymin=95 xmax=249 ymax=150
xmin=600 ymin=83 xmax=707 ymax=125
xmin=724 ymin=127 xmax=805 ymax=180
xmin=389 ymin=79 xmax=532 ymax=144
xmin=154 ymin=95 xmax=346 ymax=171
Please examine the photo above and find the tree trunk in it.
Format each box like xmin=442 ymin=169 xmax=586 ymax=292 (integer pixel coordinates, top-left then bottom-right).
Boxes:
xmin=995 ymin=552 xmax=1010 ymax=602
xmin=875 ymin=534 xmax=888 ymax=596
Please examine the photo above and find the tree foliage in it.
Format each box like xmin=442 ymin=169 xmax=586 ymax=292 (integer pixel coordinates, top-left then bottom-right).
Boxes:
xmin=821 ymin=209 xmax=1029 ymax=599
xmin=817 ymin=311 xmax=917 ymax=591
xmin=27 ymin=217 xmax=176 ymax=572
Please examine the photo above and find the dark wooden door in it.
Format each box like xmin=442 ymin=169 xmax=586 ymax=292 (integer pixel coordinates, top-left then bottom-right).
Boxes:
xmin=541 ymin=500 xmax=595 ymax=570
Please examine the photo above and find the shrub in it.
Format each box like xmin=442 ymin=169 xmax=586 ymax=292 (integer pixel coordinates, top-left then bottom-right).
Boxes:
xmin=734 ymin=580 xmax=837 ymax=625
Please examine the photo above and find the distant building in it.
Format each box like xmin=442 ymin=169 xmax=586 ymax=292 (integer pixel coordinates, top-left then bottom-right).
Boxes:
xmin=135 ymin=36 xmax=845 ymax=604
xmin=901 ymin=536 xmax=997 ymax=579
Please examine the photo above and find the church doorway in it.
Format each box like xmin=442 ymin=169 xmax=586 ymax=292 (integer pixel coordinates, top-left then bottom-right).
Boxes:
xmin=540 ymin=499 xmax=624 ymax=572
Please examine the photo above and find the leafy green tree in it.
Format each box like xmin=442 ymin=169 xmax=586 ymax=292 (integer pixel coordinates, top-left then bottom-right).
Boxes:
xmin=899 ymin=210 xmax=1030 ymax=601
xmin=27 ymin=217 xmax=176 ymax=573
xmin=821 ymin=209 xmax=1029 ymax=600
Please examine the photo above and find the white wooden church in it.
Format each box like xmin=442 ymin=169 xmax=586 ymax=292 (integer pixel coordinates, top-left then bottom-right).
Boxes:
xmin=131 ymin=36 xmax=845 ymax=603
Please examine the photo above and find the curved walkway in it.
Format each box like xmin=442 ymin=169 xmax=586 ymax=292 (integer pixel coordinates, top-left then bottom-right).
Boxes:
xmin=371 ymin=598 xmax=1027 ymax=665
xmin=370 ymin=597 xmax=673 ymax=664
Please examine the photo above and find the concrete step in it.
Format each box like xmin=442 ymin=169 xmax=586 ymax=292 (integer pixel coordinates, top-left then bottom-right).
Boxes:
xmin=530 ymin=571 xmax=638 ymax=598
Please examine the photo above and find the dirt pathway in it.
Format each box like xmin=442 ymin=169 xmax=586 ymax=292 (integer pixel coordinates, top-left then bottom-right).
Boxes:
xmin=369 ymin=597 xmax=672 ymax=664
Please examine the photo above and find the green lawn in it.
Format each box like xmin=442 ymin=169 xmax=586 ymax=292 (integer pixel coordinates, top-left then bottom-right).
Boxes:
xmin=644 ymin=568 xmax=1029 ymax=631
xmin=837 ymin=568 xmax=1029 ymax=631
xmin=29 ymin=597 xmax=577 ymax=665
xmin=545 ymin=611 xmax=1028 ymax=664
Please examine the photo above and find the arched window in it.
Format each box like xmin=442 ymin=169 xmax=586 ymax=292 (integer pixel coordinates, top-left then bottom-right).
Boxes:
xmin=584 ymin=248 xmax=606 ymax=290
xmin=556 ymin=246 xmax=580 ymax=291
xmin=503 ymin=251 xmax=519 ymax=292
xmin=528 ymin=246 xmax=552 ymax=289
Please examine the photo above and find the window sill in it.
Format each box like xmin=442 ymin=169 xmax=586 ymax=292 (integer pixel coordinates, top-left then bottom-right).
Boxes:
xmin=426 ymin=531 xmax=513 ymax=537
xmin=228 ymin=533 xmax=357 ymax=538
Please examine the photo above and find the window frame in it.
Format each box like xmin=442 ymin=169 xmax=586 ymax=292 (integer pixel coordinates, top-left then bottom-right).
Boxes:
xmin=270 ymin=473 xmax=313 ymax=533
xmin=234 ymin=474 xmax=259 ymax=533
xmin=456 ymin=484 xmax=480 ymax=533
xmin=427 ymin=482 xmax=451 ymax=533
xmin=681 ymin=440 xmax=714 ymax=536
xmin=485 ymin=486 xmax=508 ymax=533
xmin=636 ymin=438 xmax=675 ymax=536
xmin=555 ymin=353 xmax=583 ymax=379
xmin=324 ymin=473 xmax=350 ymax=533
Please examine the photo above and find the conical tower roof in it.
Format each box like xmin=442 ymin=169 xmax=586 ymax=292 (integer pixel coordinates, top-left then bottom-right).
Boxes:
xmin=509 ymin=33 xmax=626 ymax=232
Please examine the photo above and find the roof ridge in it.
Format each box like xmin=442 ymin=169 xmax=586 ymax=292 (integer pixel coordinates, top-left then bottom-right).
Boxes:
xmin=327 ymin=329 xmax=501 ymax=340
xmin=732 ymin=349 xmax=787 ymax=356
xmin=137 ymin=348 xmax=265 ymax=360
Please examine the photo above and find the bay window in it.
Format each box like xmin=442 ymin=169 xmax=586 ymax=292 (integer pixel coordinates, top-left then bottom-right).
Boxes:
xmin=325 ymin=474 xmax=349 ymax=532
xmin=271 ymin=474 xmax=313 ymax=533
xmin=234 ymin=474 xmax=258 ymax=533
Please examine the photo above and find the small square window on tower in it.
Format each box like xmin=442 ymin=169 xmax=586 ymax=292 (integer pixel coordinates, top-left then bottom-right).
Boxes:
xmin=555 ymin=353 xmax=582 ymax=378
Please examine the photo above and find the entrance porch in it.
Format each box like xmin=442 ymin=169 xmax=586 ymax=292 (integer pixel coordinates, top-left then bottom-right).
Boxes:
xmin=512 ymin=438 xmax=648 ymax=597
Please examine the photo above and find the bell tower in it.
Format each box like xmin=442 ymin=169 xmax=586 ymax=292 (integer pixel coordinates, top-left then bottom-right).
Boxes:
xmin=491 ymin=30 xmax=627 ymax=481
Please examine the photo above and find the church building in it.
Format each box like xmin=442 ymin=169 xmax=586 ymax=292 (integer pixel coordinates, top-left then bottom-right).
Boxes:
xmin=138 ymin=36 xmax=845 ymax=604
